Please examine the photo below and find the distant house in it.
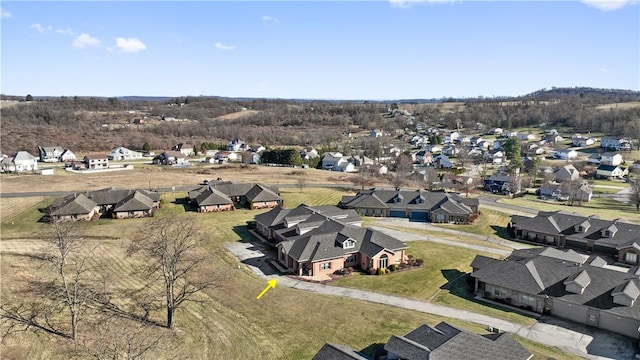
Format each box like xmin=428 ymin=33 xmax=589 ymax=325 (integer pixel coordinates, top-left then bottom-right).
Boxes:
xmin=486 ymin=150 xmax=504 ymax=164
xmin=43 ymin=193 xmax=99 ymax=222
xmin=340 ymin=188 xmax=478 ymax=223
xmin=255 ymin=204 xmax=407 ymax=276
xmin=441 ymin=174 xmax=474 ymax=191
xmin=442 ymin=145 xmax=459 ymax=157
xmin=551 ymin=149 xmax=578 ymax=161
xmin=601 ymin=152 xmax=623 ymax=166
xmin=227 ymin=139 xmax=248 ymax=152
xmin=83 ymin=154 xmax=109 ymax=169
xmin=172 ymin=143 xmax=195 ymax=157
xmin=38 ymin=146 xmax=65 ymax=162
xmin=471 ymin=247 xmax=640 ymax=340
xmin=554 ymin=164 xmax=580 ymax=182
xmin=483 ymin=171 xmax=521 ymax=194
xmin=601 ymin=137 xmax=631 ymax=151
xmin=359 ymin=163 xmax=388 ymax=175
xmin=322 ymin=152 xmax=356 ymax=172
xmin=153 ymin=151 xmax=186 ymax=165
xmin=3 ymin=151 xmax=39 ymax=172
xmin=60 ymin=149 xmax=77 ymax=162
xmin=433 ymin=154 xmax=453 ymax=169
xmin=596 ymin=164 xmax=628 ymax=179
xmin=300 ymin=147 xmax=319 ymax=160
xmin=107 ymin=147 xmax=143 ymax=161
xmin=241 ymin=150 xmax=261 ymax=164
xmin=187 ymin=186 xmax=235 ymax=212
xmin=572 ymin=134 xmax=595 ymax=147
xmin=370 ymin=129 xmax=383 ymax=138
xmin=488 ymin=127 xmax=504 ymax=135
xmin=414 ymin=150 xmax=433 ymax=165
xmin=347 ymin=155 xmax=373 ymax=167
xmin=539 ymin=182 xmax=592 ymax=202
xmin=517 ymin=133 xmax=536 ymax=141
xmin=316 ymin=322 xmax=531 ymax=360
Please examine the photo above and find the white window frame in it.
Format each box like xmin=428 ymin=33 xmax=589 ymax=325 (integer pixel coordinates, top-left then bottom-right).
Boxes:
xmin=321 ymin=262 xmax=331 ymax=270
xmin=625 ymin=252 xmax=638 ymax=264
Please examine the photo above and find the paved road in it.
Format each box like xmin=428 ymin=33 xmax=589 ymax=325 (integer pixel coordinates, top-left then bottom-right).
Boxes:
xmin=225 ymin=241 xmax=637 ymax=360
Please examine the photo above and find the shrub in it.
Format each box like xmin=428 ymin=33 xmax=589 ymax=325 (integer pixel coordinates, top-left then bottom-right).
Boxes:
xmin=385 ymin=268 xmax=390 ymax=274
xmin=415 ymin=258 xmax=424 ymax=266
xmin=347 ymin=267 xmax=353 ymax=274
xmin=376 ymin=268 xmax=385 ymax=275
xmin=389 ymin=264 xmax=397 ymax=272
xmin=369 ymin=268 xmax=377 ymax=275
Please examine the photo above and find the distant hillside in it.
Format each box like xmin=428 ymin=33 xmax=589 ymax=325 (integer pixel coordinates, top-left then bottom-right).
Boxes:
xmin=522 ymin=87 xmax=640 ymax=102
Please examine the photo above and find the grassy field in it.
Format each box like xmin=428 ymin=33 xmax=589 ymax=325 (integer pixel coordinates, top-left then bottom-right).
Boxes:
xmin=433 ymin=208 xmax=512 ymax=238
xmin=0 ymin=187 xmax=579 ymax=359
xmin=497 ymin=194 xmax=640 ymax=224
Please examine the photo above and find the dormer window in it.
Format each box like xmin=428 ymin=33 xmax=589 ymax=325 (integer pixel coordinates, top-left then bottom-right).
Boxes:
xmin=601 ymin=224 xmax=618 ymax=238
xmin=343 ymin=239 xmax=356 ymax=249
xmin=575 ymin=220 xmax=590 ymax=233
xmin=394 ymin=194 xmax=404 ymax=203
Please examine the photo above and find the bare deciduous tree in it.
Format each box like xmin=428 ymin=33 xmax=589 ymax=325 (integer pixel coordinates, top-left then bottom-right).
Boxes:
xmin=1 ymin=222 xmax=97 ymax=340
xmin=128 ymin=217 xmax=224 ymax=329
xmin=629 ymin=176 xmax=640 ymax=211
xmin=351 ymin=166 xmax=375 ymax=190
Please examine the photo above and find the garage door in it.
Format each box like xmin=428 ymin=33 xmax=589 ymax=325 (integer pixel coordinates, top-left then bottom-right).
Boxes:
xmin=410 ymin=211 xmax=429 ymax=222
xmin=389 ymin=210 xmax=406 ymax=218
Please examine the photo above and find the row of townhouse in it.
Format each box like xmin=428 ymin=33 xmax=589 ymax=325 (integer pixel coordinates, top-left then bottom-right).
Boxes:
xmin=187 ymin=182 xmax=282 ymax=212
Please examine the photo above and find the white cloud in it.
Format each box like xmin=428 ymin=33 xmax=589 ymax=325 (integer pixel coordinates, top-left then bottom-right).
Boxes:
xmin=262 ymin=15 xmax=280 ymax=24
xmin=30 ymin=23 xmax=52 ymax=34
xmin=1 ymin=7 xmax=12 ymax=18
xmin=115 ymin=37 xmax=147 ymax=53
xmin=389 ymin=0 xmax=456 ymax=8
xmin=598 ymin=67 xmax=611 ymax=73
xmin=215 ymin=42 xmax=236 ymax=50
xmin=73 ymin=33 xmax=101 ymax=48
xmin=55 ymin=27 xmax=75 ymax=36
xmin=581 ymin=0 xmax=633 ymax=11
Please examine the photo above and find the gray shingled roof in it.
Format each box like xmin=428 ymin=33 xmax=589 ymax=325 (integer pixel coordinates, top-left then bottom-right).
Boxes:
xmin=312 ymin=343 xmax=368 ymax=360
xmin=244 ymin=184 xmax=282 ymax=203
xmin=472 ymin=249 xmax=640 ymax=320
xmin=511 ymin=211 xmax=640 ymax=250
xmin=190 ymin=186 xmax=234 ymax=207
xmin=113 ymin=191 xmax=155 ymax=212
xmin=49 ymin=193 xmax=97 ymax=216
xmin=341 ymin=188 xmax=476 ymax=216
xmin=384 ymin=322 xmax=532 ymax=360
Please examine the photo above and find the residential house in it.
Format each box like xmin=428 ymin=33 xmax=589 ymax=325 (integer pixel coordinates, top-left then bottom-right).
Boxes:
xmin=60 ymin=149 xmax=77 ymax=162
xmin=483 ymin=171 xmax=521 ymax=194
xmin=86 ymin=188 xmax=160 ymax=219
xmin=5 ymin=151 xmax=39 ymax=172
xmin=471 ymin=247 xmax=640 ymax=340
xmin=300 ymin=147 xmax=319 ymax=160
xmin=486 ymin=150 xmax=504 ymax=164
xmin=188 ymin=182 xmax=282 ymax=211
xmin=442 ymin=145 xmax=459 ymax=157
xmin=340 ymin=188 xmax=479 ymax=223
xmin=596 ymin=164 xmax=628 ymax=179
xmin=517 ymin=133 xmax=537 ymax=141
xmin=572 ymin=134 xmax=595 ymax=147
xmin=444 ymin=131 xmax=460 ymax=144
xmin=632 ymin=160 xmax=640 ymax=173
xmin=45 ymin=188 xmax=160 ymax=221
xmin=227 ymin=139 xmax=248 ymax=152
xmin=322 ymin=152 xmax=356 ymax=172
xmin=601 ymin=152 xmax=623 ymax=166
xmin=254 ymin=204 xmax=407 ymax=276
xmin=359 ymin=163 xmax=388 ymax=175
xmin=43 ymin=193 xmax=99 ymax=222
xmin=554 ymin=164 xmax=580 ymax=182
xmin=550 ymin=149 xmax=578 ymax=161
xmin=509 ymin=211 xmax=640 ymax=265
xmin=347 ymin=155 xmax=374 ymax=167
xmin=414 ymin=150 xmax=433 ymax=166
xmin=488 ymin=127 xmax=503 ymax=135
xmin=241 ymin=150 xmax=261 ymax=164
xmin=83 ymin=154 xmax=109 ymax=169
xmin=153 ymin=151 xmax=186 ymax=165
xmin=476 ymin=140 xmax=493 ymax=151
xmin=173 ymin=143 xmax=195 ymax=157
xmin=107 ymin=147 xmax=143 ymax=161
xmin=538 ymin=182 xmax=592 ymax=202
xmin=316 ymin=322 xmax=531 ymax=360
xmin=601 ymin=137 xmax=632 ymax=151
xmin=544 ymin=128 xmax=559 ymax=136
xmin=38 ymin=146 xmax=65 ymax=162
xmin=543 ymin=134 xmax=564 ymax=144
xmin=384 ymin=322 xmax=532 ymax=360
xmin=587 ymin=153 xmax=603 ymax=166
xmin=470 ymin=136 xmax=485 ymax=147
xmin=370 ymin=129 xmax=383 ymax=138
xmin=440 ymin=174 xmax=474 ymax=192
xmin=433 ymin=154 xmax=453 ymax=169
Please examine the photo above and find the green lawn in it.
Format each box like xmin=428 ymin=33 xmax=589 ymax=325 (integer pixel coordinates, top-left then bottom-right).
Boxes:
xmin=332 ymin=241 xmax=536 ymax=326
xmin=433 ymin=208 xmax=512 ymax=239
xmin=497 ymin=194 xmax=640 ymax=224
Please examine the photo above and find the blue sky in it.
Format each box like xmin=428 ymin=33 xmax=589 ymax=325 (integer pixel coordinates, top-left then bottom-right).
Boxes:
xmin=1 ymin=1 xmax=638 ymax=99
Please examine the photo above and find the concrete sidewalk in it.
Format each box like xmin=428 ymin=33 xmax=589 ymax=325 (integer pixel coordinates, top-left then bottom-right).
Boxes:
xmin=225 ymin=241 xmax=637 ymax=360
